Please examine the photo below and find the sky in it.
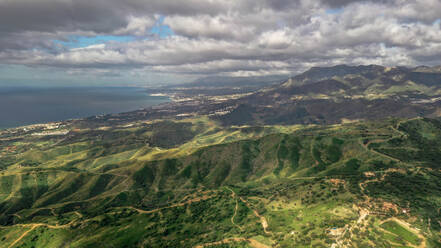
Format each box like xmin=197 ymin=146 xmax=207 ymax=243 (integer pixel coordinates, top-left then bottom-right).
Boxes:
xmin=0 ymin=0 xmax=440 ymax=86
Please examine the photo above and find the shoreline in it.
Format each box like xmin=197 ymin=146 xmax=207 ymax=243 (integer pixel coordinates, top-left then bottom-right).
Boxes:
xmin=0 ymin=87 xmax=171 ymax=131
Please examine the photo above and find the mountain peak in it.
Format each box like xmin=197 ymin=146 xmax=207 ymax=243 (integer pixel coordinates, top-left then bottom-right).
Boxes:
xmin=293 ymin=64 xmax=387 ymax=83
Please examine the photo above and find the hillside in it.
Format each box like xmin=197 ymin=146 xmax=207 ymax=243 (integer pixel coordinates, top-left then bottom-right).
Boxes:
xmin=1 ymin=116 xmax=441 ymax=247
xmin=51 ymin=65 xmax=441 ymax=130
xmin=215 ymin=65 xmax=441 ymax=125
xmin=3 ymin=0 xmax=441 ymax=245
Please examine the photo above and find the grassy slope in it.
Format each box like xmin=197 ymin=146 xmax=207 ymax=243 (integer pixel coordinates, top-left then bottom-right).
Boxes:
xmin=0 ymin=117 xmax=441 ymax=247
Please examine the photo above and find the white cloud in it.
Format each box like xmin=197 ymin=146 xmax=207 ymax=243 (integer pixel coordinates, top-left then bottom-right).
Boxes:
xmin=114 ymin=16 xmax=156 ymax=36
xmin=0 ymin=0 xmax=441 ymax=84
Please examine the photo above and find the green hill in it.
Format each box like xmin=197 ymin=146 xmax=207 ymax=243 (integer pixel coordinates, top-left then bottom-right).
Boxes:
xmin=1 ymin=116 xmax=441 ymax=247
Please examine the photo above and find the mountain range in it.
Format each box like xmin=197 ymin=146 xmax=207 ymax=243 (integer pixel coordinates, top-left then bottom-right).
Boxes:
xmin=215 ymin=64 xmax=441 ymax=125
xmin=1 ymin=65 xmax=441 ymax=248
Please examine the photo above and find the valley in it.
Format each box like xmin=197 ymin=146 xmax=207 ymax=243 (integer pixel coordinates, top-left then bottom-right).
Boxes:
xmin=1 ymin=65 xmax=441 ymax=247
xmin=2 ymin=0 xmax=441 ymax=246
xmin=1 ymin=115 xmax=441 ymax=247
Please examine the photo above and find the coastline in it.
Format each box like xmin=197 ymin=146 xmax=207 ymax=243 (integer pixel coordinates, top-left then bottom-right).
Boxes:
xmin=0 ymin=87 xmax=171 ymax=130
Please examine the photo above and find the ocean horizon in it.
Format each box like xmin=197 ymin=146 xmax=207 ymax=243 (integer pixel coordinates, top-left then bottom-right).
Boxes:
xmin=0 ymin=86 xmax=170 ymax=129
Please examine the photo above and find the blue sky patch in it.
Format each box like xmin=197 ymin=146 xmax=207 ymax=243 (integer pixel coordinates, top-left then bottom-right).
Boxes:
xmin=326 ymin=8 xmax=344 ymax=15
xmin=54 ymin=16 xmax=174 ymax=49
xmin=151 ymin=16 xmax=175 ymax=38
xmin=55 ymin=35 xmax=135 ymax=48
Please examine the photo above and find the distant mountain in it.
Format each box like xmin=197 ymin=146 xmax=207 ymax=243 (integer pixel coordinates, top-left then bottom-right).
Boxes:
xmin=2 ymin=65 xmax=441 ymax=248
xmin=292 ymin=64 xmax=387 ymax=84
xmin=215 ymin=65 xmax=441 ymax=125
xmin=173 ymin=75 xmax=287 ymax=89
xmin=148 ymin=75 xmax=288 ymax=98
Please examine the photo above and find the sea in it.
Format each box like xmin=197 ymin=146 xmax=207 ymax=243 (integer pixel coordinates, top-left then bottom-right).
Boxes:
xmin=0 ymin=87 xmax=170 ymax=129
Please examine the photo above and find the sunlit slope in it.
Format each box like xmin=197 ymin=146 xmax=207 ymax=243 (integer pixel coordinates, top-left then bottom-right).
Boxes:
xmin=0 ymin=117 xmax=440 ymax=247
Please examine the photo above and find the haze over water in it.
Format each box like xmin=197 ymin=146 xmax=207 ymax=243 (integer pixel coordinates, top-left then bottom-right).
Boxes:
xmin=0 ymin=87 xmax=169 ymax=129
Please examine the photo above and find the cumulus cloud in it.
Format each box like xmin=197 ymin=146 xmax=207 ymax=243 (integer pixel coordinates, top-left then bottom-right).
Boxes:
xmin=0 ymin=0 xmax=440 ymax=83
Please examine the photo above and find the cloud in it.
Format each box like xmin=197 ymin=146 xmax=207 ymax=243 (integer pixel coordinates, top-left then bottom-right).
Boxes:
xmin=163 ymin=15 xmax=256 ymax=41
xmin=321 ymin=0 xmax=393 ymax=8
xmin=150 ymin=59 xmax=291 ymax=75
xmin=0 ymin=0 xmax=440 ymax=85
xmin=114 ymin=16 xmax=156 ymax=36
